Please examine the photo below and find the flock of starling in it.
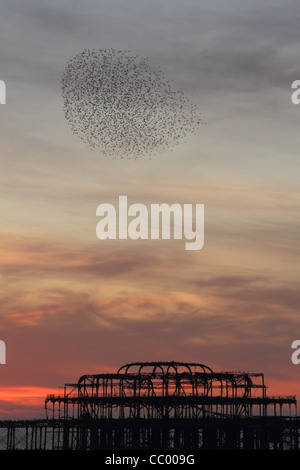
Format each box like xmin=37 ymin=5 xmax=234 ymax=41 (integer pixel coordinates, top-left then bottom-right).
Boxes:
xmin=61 ymin=49 xmax=203 ymax=159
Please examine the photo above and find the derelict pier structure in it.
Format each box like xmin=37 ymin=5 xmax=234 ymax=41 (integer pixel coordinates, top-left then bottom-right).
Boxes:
xmin=0 ymin=361 xmax=299 ymax=450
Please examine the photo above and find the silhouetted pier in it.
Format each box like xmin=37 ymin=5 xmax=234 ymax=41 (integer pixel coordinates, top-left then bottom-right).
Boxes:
xmin=0 ymin=361 xmax=299 ymax=450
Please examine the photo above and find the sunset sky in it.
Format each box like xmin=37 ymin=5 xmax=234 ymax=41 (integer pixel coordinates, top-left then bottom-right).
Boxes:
xmin=1 ymin=0 xmax=300 ymax=418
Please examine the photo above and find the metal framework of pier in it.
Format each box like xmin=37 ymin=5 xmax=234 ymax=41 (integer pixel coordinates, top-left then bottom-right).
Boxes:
xmin=0 ymin=361 xmax=299 ymax=450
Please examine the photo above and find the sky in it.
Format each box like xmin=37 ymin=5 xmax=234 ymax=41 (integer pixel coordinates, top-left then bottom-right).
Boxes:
xmin=1 ymin=0 xmax=300 ymax=418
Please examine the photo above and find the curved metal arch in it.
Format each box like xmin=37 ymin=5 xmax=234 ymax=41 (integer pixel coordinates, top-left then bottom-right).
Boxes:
xmin=136 ymin=376 xmax=156 ymax=397
xmin=117 ymin=361 xmax=213 ymax=375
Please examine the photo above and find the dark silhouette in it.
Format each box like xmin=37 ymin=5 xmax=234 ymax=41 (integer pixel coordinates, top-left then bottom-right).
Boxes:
xmin=0 ymin=361 xmax=299 ymax=450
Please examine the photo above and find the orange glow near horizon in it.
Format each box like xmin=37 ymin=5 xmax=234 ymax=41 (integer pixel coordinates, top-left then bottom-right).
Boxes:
xmin=0 ymin=386 xmax=62 ymax=418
